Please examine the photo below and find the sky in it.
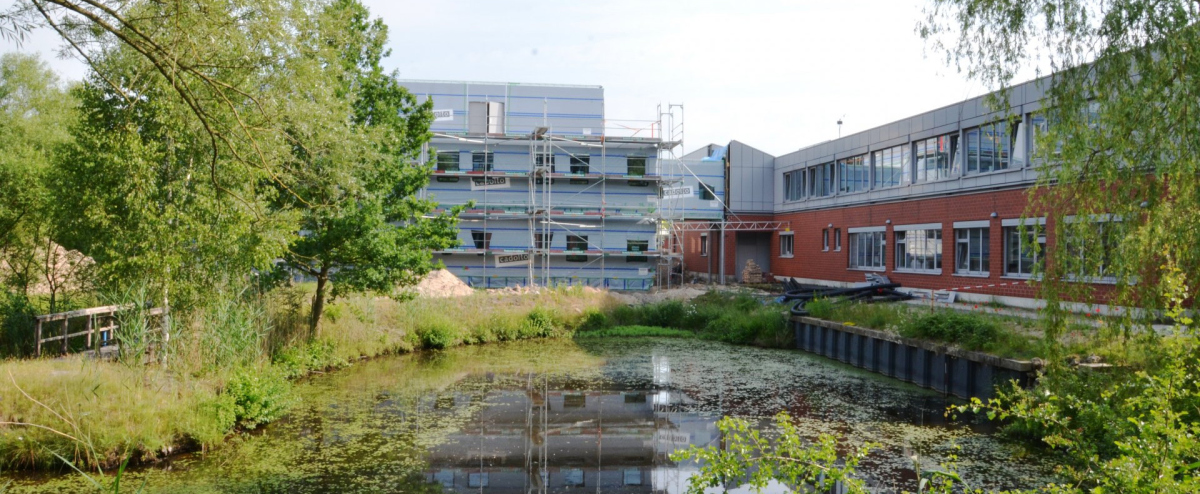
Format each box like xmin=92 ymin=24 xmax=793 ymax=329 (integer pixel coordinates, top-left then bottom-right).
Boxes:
xmin=0 ymin=0 xmax=1021 ymax=157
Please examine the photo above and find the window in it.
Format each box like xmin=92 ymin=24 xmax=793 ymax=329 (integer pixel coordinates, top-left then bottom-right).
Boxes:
xmin=872 ymin=144 xmax=911 ymax=188
xmin=468 ymin=101 xmax=505 ymax=135
xmin=566 ymin=235 xmax=588 ymax=262
xmin=471 ymin=151 xmax=493 ymax=172
xmin=783 ymin=170 xmax=804 ymax=201
xmin=435 ymin=176 xmax=459 ymax=183
xmin=895 ymin=227 xmax=942 ymax=272
xmin=700 ymin=233 xmax=708 ymax=257
xmin=822 ymin=229 xmax=829 ymax=251
xmin=914 ymin=135 xmax=957 ymax=182
xmin=627 ymin=156 xmax=646 ymax=176
xmin=699 ymin=183 xmax=717 ymax=201
xmin=534 ymin=232 xmax=553 ymax=250
xmin=848 ymin=230 xmax=886 ymax=270
xmin=471 ymin=231 xmax=492 ymax=250
xmin=435 ymin=151 xmax=459 ymax=172
xmin=1064 ymin=216 xmax=1120 ymax=281
xmin=809 ymin=162 xmax=835 ymax=197
xmin=569 ymin=154 xmax=590 ymax=174
xmin=1030 ymin=113 xmax=1061 ymax=158
xmin=1003 ymin=219 xmax=1046 ymax=277
xmin=627 ymin=240 xmax=649 ymax=262
xmin=954 ymin=225 xmax=990 ymax=275
xmin=564 ymin=469 xmax=584 ymax=487
xmin=834 ymin=228 xmax=841 ymax=251
xmin=965 ymin=121 xmax=1014 ymax=174
xmin=780 ymin=233 xmax=794 ymax=257
xmin=468 ymin=473 xmax=489 ymax=488
xmin=628 ymin=180 xmax=650 ymax=187
xmin=837 ymin=155 xmax=869 ymax=194
xmin=536 ymin=152 xmax=556 ymax=172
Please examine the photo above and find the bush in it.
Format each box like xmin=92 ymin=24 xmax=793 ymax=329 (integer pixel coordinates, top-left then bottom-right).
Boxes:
xmin=222 ymin=366 xmax=294 ymax=430
xmin=578 ymin=309 xmax=608 ymax=331
xmin=272 ymin=339 xmax=344 ymax=378
xmin=0 ymin=292 xmax=36 ymax=356
xmin=804 ymin=298 xmax=835 ymax=319
xmin=899 ymin=310 xmax=1000 ymax=350
xmin=521 ymin=307 xmax=558 ymax=339
xmin=416 ymin=319 xmax=458 ymax=349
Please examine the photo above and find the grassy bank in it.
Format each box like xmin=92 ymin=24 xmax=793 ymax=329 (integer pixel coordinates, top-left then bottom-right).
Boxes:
xmin=574 ymin=291 xmax=793 ymax=348
xmin=0 ymin=285 xmax=613 ymax=471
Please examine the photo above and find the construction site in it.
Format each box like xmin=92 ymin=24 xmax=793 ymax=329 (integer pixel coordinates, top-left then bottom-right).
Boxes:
xmin=401 ymin=80 xmax=733 ymax=291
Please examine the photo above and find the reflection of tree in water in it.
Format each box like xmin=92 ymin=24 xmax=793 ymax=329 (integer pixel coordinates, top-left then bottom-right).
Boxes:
xmin=13 ymin=339 xmax=1053 ymax=493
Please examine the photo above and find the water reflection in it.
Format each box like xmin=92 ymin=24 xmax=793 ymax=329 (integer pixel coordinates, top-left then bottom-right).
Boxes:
xmin=4 ymin=338 xmax=1052 ymax=493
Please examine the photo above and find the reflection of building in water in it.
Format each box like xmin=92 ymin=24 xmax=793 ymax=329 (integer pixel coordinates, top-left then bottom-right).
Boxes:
xmin=424 ymin=356 xmax=718 ymax=494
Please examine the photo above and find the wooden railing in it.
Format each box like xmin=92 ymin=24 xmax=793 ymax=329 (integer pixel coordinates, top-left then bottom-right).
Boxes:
xmin=34 ymin=305 xmax=168 ymax=357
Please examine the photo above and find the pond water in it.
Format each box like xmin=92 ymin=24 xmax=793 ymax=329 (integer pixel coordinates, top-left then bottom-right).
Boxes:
xmin=7 ymin=338 xmax=1053 ymax=493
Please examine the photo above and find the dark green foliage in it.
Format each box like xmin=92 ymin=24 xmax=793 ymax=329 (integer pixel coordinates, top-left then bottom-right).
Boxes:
xmin=575 ymin=325 xmax=696 ymax=339
xmin=899 ymin=310 xmax=1000 ymax=350
xmin=0 ymin=292 xmax=35 ymax=356
xmin=272 ymin=339 xmax=346 ymax=379
xmin=584 ymin=291 xmax=789 ymax=348
xmin=521 ymin=308 xmax=558 ymax=338
xmin=578 ymin=309 xmax=608 ymax=331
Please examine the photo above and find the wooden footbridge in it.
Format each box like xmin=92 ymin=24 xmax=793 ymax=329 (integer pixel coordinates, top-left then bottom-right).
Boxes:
xmin=34 ymin=304 xmax=168 ymax=357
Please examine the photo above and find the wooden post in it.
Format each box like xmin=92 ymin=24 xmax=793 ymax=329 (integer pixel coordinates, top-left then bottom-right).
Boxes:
xmin=62 ymin=318 xmax=69 ymax=354
xmin=86 ymin=314 xmax=92 ymax=348
xmin=35 ymin=319 xmax=42 ymax=357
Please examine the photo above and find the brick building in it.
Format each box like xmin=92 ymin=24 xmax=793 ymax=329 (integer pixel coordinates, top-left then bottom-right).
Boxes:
xmin=682 ymin=77 xmax=1114 ymax=307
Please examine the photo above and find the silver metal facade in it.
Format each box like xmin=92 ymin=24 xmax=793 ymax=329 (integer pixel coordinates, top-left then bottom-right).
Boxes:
xmin=401 ymin=80 xmax=665 ymax=290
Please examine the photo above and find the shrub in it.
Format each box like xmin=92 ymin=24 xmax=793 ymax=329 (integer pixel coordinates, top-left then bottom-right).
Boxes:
xmin=272 ymin=339 xmax=344 ymax=378
xmin=0 ymin=292 xmax=36 ymax=356
xmin=578 ymin=309 xmax=608 ymax=331
xmin=521 ymin=307 xmax=558 ymax=339
xmin=199 ymin=287 xmax=269 ymax=372
xmin=899 ymin=310 xmax=1000 ymax=350
xmin=223 ymin=366 xmax=294 ymax=430
xmin=416 ymin=319 xmax=458 ymax=350
xmin=641 ymin=300 xmax=687 ymax=328
xmin=804 ymin=298 xmax=835 ymax=319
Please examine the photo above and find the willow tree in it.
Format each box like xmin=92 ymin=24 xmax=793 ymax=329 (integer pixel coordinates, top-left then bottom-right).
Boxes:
xmin=921 ymin=1 xmax=1200 ymax=335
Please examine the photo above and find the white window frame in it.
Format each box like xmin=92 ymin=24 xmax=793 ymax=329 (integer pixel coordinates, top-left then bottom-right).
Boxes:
xmin=847 ymin=229 xmax=886 ymax=271
xmin=953 ymin=221 xmax=991 ymax=276
xmin=700 ymin=233 xmax=709 ymax=257
xmin=780 ymin=232 xmax=794 ymax=258
xmin=833 ymin=228 xmax=842 ymax=251
xmin=1063 ymin=214 xmax=1120 ymax=283
xmin=821 ymin=229 xmax=829 ymax=252
xmin=894 ymin=223 xmax=943 ymax=274
xmin=1001 ymin=217 xmax=1046 ymax=278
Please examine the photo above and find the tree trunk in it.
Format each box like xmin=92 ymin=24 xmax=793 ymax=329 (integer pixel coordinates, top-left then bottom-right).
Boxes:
xmin=310 ymin=271 xmax=329 ymax=335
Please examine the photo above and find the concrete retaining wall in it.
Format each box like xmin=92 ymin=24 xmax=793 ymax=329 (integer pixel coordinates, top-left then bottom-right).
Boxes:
xmin=792 ymin=316 xmax=1036 ymax=399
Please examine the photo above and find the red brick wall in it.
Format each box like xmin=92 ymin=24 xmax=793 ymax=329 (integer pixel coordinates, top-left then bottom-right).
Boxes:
xmin=676 ymin=189 xmax=1120 ymax=303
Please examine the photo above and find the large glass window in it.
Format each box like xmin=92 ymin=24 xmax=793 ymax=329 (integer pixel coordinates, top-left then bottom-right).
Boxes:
xmin=436 ymin=151 xmax=460 ymax=172
xmin=872 ymin=144 xmax=910 ymax=189
xmin=1031 ymin=113 xmax=1062 ymax=158
xmin=965 ymin=122 xmax=1013 ymax=174
xmin=896 ymin=228 xmax=942 ymax=272
xmin=471 ymin=151 xmax=494 ymax=172
xmin=809 ymin=162 xmax=835 ymax=197
xmin=783 ymin=170 xmax=804 ymax=201
xmin=1004 ymin=223 xmax=1045 ymax=277
xmin=780 ymin=233 xmax=794 ymax=257
xmin=848 ymin=231 xmax=886 ymax=270
xmin=1064 ymin=217 xmax=1120 ymax=280
xmin=914 ymin=135 xmax=956 ymax=182
xmin=837 ymin=154 xmax=869 ymax=194
xmin=955 ymin=227 xmax=990 ymax=275
xmin=700 ymin=183 xmax=717 ymax=201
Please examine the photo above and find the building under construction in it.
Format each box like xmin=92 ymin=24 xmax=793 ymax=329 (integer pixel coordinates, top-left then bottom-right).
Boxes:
xmin=400 ymin=80 xmax=720 ymax=290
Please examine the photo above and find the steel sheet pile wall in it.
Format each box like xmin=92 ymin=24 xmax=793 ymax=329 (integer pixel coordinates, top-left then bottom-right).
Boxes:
xmin=791 ymin=316 xmax=1034 ymax=399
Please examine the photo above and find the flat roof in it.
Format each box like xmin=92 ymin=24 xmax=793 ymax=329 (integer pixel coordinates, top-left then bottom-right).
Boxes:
xmin=395 ymin=78 xmax=603 ymax=90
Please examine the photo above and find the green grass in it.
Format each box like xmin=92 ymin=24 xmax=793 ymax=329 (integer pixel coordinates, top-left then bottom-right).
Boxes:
xmin=575 ymin=325 xmax=697 ymax=339
xmin=0 ymin=285 xmax=617 ymax=471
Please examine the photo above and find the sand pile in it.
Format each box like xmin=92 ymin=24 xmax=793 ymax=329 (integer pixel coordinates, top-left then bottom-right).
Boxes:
xmin=412 ymin=269 xmax=475 ymax=298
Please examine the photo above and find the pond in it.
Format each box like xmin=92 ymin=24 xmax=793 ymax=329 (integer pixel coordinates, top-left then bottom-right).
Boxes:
xmin=6 ymin=338 xmax=1053 ymax=493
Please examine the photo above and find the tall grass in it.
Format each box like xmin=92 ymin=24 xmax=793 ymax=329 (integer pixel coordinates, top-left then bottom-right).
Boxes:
xmin=0 ymin=284 xmax=616 ymax=471
xmin=587 ymin=291 xmax=791 ymax=348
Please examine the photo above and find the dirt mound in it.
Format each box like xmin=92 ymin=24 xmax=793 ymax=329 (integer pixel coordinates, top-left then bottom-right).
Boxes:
xmin=412 ymin=269 xmax=475 ymax=298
